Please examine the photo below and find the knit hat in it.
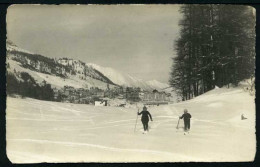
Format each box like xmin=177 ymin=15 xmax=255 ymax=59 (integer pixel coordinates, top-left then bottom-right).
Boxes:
xmin=143 ymin=106 xmax=147 ymax=111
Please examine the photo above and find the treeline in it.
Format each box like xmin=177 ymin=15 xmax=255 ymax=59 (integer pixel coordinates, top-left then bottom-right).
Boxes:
xmin=7 ymin=71 xmax=54 ymax=101
xmin=169 ymin=5 xmax=255 ymax=101
xmin=9 ymin=50 xmax=70 ymax=71
xmin=9 ymin=50 xmax=71 ymax=78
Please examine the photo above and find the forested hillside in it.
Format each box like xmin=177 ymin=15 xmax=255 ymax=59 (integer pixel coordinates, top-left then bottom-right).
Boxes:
xmin=169 ymin=5 xmax=255 ymax=101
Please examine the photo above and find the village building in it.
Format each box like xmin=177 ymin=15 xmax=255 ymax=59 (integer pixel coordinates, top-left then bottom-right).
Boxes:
xmin=53 ymin=88 xmax=59 ymax=100
xmin=143 ymin=89 xmax=171 ymax=105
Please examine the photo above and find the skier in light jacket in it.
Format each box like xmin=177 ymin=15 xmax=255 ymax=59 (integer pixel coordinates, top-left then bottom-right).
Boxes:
xmin=179 ymin=109 xmax=192 ymax=131
xmin=138 ymin=106 xmax=153 ymax=133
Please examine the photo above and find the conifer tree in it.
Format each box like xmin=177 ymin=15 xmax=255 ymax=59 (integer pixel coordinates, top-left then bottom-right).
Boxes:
xmin=169 ymin=5 xmax=255 ymax=101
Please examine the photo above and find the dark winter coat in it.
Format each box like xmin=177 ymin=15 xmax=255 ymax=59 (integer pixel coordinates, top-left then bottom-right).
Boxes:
xmin=138 ymin=110 xmax=153 ymax=123
xmin=180 ymin=113 xmax=192 ymax=122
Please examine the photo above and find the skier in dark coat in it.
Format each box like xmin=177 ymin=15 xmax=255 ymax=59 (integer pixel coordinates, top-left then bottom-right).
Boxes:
xmin=179 ymin=109 xmax=192 ymax=131
xmin=138 ymin=106 xmax=153 ymax=133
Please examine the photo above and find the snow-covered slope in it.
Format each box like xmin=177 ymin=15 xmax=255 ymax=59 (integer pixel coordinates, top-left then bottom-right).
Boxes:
xmin=6 ymin=85 xmax=255 ymax=163
xmin=7 ymin=59 xmax=112 ymax=89
xmin=6 ymin=40 xmax=116 ymax=89
xmin=88 ymin=63 xmax=168 ymax=90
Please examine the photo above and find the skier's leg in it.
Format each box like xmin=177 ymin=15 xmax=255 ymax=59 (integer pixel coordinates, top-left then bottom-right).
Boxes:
xmin=145 ymin=123 xmax=148 ymax=131
xmin=188 ymin=120 xmax=190 ymax=130
xmin=142 ymin=122 xmax=145 ymax=131
xmin=184 ymin=121 xmax=188 ymax=131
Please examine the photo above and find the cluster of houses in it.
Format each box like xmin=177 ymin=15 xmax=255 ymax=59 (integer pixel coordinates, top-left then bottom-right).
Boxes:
xmin=53 ymin=86 xmax=122 ymax=104
xmin=53 ymin=85 xmax=173 ymax=106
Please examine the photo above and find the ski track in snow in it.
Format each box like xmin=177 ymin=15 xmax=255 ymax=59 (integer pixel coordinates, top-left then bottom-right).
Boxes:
xmin=8 ymin=138 xmax=201 ymax=161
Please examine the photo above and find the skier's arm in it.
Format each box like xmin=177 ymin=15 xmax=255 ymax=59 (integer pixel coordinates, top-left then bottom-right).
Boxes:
xmin=179 ymin=114 xmax=184 ymax=119
xmin=138 ymin=111 xmax=143 ymax=115
xmin=189 ymin=114 xmax=192 ymax=118
xmin=148 ymin=112 xmax=153 ymax=121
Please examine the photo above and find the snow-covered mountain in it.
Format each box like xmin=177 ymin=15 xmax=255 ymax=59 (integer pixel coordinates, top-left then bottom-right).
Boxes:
xmin=6 ymin=40 xmax=116 ymax=89
xmin=88 ymin=63 xmax=169 ymax=90
xmin=7 ymin=40 xmax=169 ymax=91
xmin=87 ymin=63 xmax=148 ymax=89
xmin=145 ymin=80 xmax=169 ymax=90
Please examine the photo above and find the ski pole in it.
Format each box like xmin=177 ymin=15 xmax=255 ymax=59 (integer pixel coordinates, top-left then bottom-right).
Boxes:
xmin=148 ymin=120 xmax=153 ymax=131
xmin=134 ymin=105 xmax=139 ymax=133
xmin=176 ymin=118 xmax=180 ymax=129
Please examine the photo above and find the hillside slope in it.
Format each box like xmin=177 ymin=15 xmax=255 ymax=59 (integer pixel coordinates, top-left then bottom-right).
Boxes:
xmin=6 ymin=40 xmax=116 ymax=89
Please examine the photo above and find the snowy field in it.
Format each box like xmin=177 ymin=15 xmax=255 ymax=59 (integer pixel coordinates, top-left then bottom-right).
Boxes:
xmin=6 ymin=86 xmax=255 ymax=163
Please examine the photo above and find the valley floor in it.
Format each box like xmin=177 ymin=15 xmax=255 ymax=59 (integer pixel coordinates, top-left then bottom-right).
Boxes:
xmin=6 ymin=86 xmax=255 ymax=163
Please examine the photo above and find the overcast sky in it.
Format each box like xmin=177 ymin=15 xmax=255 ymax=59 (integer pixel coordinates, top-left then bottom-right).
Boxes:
xmin=7 ymin=5 xmax=181 ymax=83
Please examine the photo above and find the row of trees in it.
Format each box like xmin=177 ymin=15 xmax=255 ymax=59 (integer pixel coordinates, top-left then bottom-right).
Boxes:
xmin=169 ymin=5 xmax=255 ymax=101
xmin=7 ymin=72 xmax=54 ymax=101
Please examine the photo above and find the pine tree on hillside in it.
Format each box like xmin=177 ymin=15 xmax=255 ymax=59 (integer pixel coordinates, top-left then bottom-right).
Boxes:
xmin=169 ymin=5 xmax=255 ymax=101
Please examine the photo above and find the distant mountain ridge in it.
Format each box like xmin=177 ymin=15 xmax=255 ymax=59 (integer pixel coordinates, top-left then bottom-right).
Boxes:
xmin=145 ymin=80 xmax=169 ymax=90
xmin=7 ymin=40 xmax=116 ymax=89
xmin=88 ymin=63 xmax=169 ymax=90
xmin=6 ymin=40 xmax=169 ymax=91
